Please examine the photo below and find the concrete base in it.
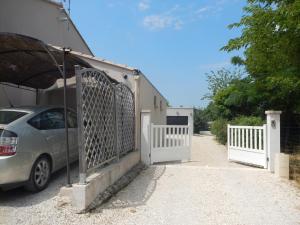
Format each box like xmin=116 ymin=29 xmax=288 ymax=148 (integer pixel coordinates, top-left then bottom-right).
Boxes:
xmin=60 ymin=151 xmax=140 ymax=212
xmin=275 ymin=153 xmax=289 ymax=179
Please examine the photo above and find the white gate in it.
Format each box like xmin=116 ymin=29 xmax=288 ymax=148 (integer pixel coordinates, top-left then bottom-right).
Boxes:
xmin=150 ymin=124 xmax=191 ymax=164
xmin=227 ymin=125 xmax=267 ymax=168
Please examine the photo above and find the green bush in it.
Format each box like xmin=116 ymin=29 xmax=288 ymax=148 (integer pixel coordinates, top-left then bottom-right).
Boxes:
xmin=211 ymin=119 xmax=228 ymax=145
xmin=211 ymin=116 xmax=264 ymax=145
xmin=231 ymin=116 xmax=264 ymax=126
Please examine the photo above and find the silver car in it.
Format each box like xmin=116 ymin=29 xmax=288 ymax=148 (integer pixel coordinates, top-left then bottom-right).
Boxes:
xmin=0 ymin=106 xmax=78 ymax=192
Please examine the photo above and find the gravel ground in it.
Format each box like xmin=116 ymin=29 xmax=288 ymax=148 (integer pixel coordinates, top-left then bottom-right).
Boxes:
xmin=1 ymin=135 xmax=300 ymax=225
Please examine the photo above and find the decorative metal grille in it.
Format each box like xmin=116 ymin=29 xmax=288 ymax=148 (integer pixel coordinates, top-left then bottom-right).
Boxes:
xmin=76 ymin=67 xmax=135 ymax=180
xmin=116 ymin=83 xmax=135 ymax=156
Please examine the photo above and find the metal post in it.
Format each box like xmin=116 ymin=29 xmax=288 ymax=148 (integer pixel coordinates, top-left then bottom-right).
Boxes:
xmin=114 ymin=86 xmax=119 ymax=161
xmin=35 ymin=89 xmax=39 ymax=105
xmin=63 ymin=48 xmax=71 ymax=187
xmin=75 ymin=65 xmax=86 ymax=184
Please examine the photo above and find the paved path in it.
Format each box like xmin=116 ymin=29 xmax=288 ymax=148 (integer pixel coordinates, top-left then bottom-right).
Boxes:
xmin=189 ymin=134 xmax=246 ymax=167
xmin=1 ymin=135 xmax=300 ymax=225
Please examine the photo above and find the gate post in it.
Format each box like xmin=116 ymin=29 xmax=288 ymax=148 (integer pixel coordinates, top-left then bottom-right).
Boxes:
xmin=265 ymin=110 xmax=282 ymax=172
xmin=141 ymin=110 xmax=151 ymax=166
xmin=75 ymin=65 xmax=87 ymax=184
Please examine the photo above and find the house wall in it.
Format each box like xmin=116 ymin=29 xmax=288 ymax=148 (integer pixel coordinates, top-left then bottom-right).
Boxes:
xmin=0 ymin=84 xmax=36 ymax=108
xmin=0 ymin=0 xmax=92 ymax=55
xmin=139 ymin=75 xmax=167 ymax=125
xmin=38 ymin=86 xmax=77 ymax=110
xmin=167 ymin=107 xmax=194 ymax=133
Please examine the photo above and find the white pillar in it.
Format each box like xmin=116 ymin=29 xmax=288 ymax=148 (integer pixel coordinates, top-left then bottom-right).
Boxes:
xmin=275 ymin=153 xmax=289 ymax=179
xmin=141 ymin=110 xmax=151 ymax=166
xmin=134 ymin=75 xmax=141 ymax=151
xmin=265 ymin=110 xmax=282 ymax=172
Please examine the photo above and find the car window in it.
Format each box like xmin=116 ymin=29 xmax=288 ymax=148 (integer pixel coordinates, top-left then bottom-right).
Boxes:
xmin=0 ymin=111 xmax=28 ymax=125
xmin=28 ymin=109 xmax=65 ymax=130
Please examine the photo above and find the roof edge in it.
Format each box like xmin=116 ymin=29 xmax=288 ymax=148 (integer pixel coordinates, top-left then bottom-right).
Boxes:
xmin=49 ymin=45 xmax=168 ymax=102
xmin=62 ymin=9 xmax=94 ymax=56
xmin=41 ymin=0 xmax=63 ymax=7
xmin=50 ymin=45 xmax=136 ymax=71
xmin=41 ymin=0 xmax=94 ymax=56
xmin=139 ymin=73 xmax=168 ymax=103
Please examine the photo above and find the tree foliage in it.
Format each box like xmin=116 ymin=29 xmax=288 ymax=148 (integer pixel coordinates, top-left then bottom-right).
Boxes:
xmin=204 ymin=68 xmax=243 ymax=100
xmin=222 ymin=0 xmax=300 ymax=112
xmin=222 ymin=0 xmax=300 ymax=77
xmin=200 ymin=0 xmax=300 ymax=144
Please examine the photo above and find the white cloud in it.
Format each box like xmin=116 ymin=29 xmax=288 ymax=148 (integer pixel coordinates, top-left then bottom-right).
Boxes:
xmin=143 ymin=15 xmax=173 ymax=30
xmin=174 ymin=20 xmax=183 ymax=30
xmin=142 ymin=4 xmax=183 ymax=31
xmin=142 ymin=0 xmax=236 ymax=31
xmin=143 ymin=15 xmax=183 ymax=31
xmin=195 ymin=6 xmax=211 ymax=17
xmin=138 ymin=0 xmax=150 ymax=11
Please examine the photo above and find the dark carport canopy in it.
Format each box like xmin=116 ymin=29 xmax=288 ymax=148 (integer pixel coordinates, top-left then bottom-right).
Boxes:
xmin=0 ymin=32 xmax=91 ymax=89
xmin=0 ymin=32 xmax=121 ymax=186
xmin=0 ymin=32 xmax=95 ymax=187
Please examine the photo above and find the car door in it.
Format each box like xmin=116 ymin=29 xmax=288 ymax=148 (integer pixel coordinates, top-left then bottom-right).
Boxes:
xmin=28 ymin=109 xmax=66 ymax=169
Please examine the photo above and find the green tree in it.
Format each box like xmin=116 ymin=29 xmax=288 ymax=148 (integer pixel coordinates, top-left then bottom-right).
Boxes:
xmin=213 ymin=77 xmax=265 ymax=119
xmin=222 ymin=0 xmax=300 ymax=112
xmin=203 ymin=68 xmax=243 ymax=100
xmin=193 ymin=106 xmax=217 ymax=133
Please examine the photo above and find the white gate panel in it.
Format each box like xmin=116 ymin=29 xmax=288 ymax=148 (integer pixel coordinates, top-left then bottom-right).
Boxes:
xmin=151 ymin=124 xmax=191 ymax=164
xmin=228 ymin=125 xmax=267 ymax=168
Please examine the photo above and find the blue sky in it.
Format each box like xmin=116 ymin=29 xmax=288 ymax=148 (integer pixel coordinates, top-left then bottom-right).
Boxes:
xmin=69 ymin=0 xmax=246 ymax=107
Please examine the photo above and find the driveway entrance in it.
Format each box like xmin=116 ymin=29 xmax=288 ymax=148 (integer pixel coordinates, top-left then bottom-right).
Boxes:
xmin=1 ymin=135 xmax=300 ymax=225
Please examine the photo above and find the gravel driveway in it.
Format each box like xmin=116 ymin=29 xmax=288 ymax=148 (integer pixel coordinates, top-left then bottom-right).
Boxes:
xmin=1 ymin=135 xmax=300 ymax=225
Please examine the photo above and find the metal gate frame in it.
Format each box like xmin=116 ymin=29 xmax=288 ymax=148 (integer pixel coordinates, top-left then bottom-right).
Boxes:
xmin=75 ymin=66 xmax=135 ymax=184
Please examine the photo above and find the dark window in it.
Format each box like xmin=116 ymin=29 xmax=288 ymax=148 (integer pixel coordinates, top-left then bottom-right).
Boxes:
xmin=0 ymin=111 xmax=27 ymax=125
xmin=67 ymin=110 xmax=77 ymax=128
xmin=154 ymin=96 xmax=158 ymax=109
xmin=28 ymin=109 xmax=65 ymax=130
xmin=0 ymin=129 xmax=17 ymax=137
xmin=167 ymin=116 xmax=188 ymax=125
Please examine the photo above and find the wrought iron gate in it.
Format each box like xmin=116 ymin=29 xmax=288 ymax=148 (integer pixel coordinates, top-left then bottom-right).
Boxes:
xmin=116 ymin=83 xmax=135 ymax=156
xmin=75 ymin=67 xmax=135 ymax=183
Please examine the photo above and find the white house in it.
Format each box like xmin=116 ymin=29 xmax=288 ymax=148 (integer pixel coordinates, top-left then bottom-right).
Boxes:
xmin=0 ymin=0 xmax=168 ymax=131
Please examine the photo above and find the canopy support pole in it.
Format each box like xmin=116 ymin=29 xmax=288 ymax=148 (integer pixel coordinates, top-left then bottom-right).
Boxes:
xmin=63 ymin=48 xmax=72 ymax=187
xmin=35 ymin=89 xmax=38 ymax=105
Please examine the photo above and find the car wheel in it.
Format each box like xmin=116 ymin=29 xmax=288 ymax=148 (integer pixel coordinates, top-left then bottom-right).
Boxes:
xmin=25 ymin=156 xmax=51 ymax=192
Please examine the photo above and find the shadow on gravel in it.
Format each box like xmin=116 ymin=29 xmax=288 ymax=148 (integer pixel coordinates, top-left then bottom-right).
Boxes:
xmin=0 ymin=162 xmax=78 ymax=207
xmin=92 ymin=165 xmax=166 ymax=212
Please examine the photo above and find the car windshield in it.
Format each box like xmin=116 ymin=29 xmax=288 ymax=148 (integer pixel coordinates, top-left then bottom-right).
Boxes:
xmin=0 ymin=110 xmax=28 ymax=125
